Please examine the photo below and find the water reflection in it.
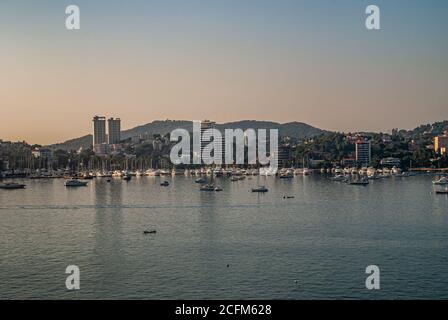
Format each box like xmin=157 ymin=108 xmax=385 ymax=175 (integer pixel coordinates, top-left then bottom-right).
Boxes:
xmin=91 ymin=179 xmax=124 ymax=295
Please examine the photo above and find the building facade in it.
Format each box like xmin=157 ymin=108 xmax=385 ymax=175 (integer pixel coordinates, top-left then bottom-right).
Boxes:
xmin=92 ymin=116 xmax=107 ymax=146
xmin=380 ymin=157 xmax=401 ymax=167
xmin=434 ymin=132 xmax=448 ymax=155
xmin=200 ymin=120 xmax=216 ymax=165
xmin=277 ymin=145 xmax=291 ymax=168
xmin=355 ymin=139 xmax=371 ymax=167
xmin=31 ymin=148 xmax=53 ymax=160
xmin=108 ymin=118 xmax=121 ymax=144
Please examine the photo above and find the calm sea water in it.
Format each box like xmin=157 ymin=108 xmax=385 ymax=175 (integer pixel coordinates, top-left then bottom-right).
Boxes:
xmin=1 ymin=174 xmax=448 ymax=299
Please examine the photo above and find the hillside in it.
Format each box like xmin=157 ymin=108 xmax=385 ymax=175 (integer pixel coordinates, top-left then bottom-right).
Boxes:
xmin=47 ymin=120 xmax=327 ymax=151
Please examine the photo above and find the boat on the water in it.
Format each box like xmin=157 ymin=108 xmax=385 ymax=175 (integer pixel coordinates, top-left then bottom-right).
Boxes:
xmin=435 ymin=187 xmax=448 ymax=194
xmin=433 ymin=176 xmax=448 ymax=185
xmin=0 ymin=182 xmax=26 ymax=189
xmin=122 ymin=175 xmax=132 ymax=181
xmin=200 ymin=184 xmax=216 ymax=191
xmin=64 ymin=180 xmax=88 ymax=187
xmin=251 ymin=186 xmax=269 ymax=193
xmin=82 ymin=173 xmax=94 ymax=180
xmin=160 ymin=181 xmax=169 ymax=186
xmin=348 ymin=178 xmax=369 ymax=186
xmin=195 ymin=178 xmax=206 ymax=184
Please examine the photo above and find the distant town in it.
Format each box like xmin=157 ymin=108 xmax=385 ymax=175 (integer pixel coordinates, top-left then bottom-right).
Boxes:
xmin=1 ymin=117 xmax=448 ymax=177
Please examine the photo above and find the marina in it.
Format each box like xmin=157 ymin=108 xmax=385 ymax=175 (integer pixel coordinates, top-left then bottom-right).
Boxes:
xmin=2 ymin=167 xmax=447 ymax=194
xmin=1 ymin=173 xmax=448 ymax=299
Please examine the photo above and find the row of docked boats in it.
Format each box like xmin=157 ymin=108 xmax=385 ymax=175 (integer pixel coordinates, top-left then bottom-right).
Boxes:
xmin=329 ymin=175 xmax=370 ymax=185
xmin=6 ymin=165 xmax=436 ymax=181
xmin=198 ymin=184 xmax=268 ymax=193
xmin=322 ymin=166 xmax=404 ymax=176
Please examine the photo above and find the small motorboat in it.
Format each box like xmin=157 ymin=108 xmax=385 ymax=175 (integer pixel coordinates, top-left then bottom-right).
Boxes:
xmin=279 ymin=173 xmax=294 ymax=179
xmin=143 ymin=230 xmax=157 ymax=234
xmin=122 ymin=175 xmax=132 ymax=181
xmin=433 ymin=176 xmax=448 ymax=185
xmin=160 ymin=181 xmax=169 ymax=186
xmin=64 ymin=180 xmax=88 ymax=187
xmin=348 ymin=178 xmax=369 ymax=186
xmin=251 ymin=186 xmax=268 ymax=193
xmin=214 ymin=187 xmax=223 ymax=192
xmin=200 ymin=184 xmax=216 ymax=191
xmin=436 ymin=187 xmax=448 ymax=195
xmin=0 ymin=182 xmax=26 ymax=189
xmin=195 ymin=178 xmax=206 ymax=184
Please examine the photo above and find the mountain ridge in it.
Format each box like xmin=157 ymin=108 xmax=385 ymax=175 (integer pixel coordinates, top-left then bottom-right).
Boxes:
xmin=47 ymin=120 xmax=327 ymax=151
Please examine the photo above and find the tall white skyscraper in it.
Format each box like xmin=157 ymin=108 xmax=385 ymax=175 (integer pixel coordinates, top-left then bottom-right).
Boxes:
xmin=108 ymin=118 xmax=121 ymax=144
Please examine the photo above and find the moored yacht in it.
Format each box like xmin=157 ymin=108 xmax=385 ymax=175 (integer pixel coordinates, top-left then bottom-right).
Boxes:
xmin=279 ymin=172 xmax=294 ymax=179
xmin=251 ymin=186 xmax=269 ymax=193
xmin=195 ymin=177 xmax=206 ymax=184
xmin=64 ymin=180 xmax=88 ymax=187
xmin=348 ymin=177 xmax=369 ymax=185
xmin=436 ymin=187 xmax=448 ymax=194
xmin=0 ymin=182 xmax=26 ymax=189
xmin=433 ymin=176 xmax=448 ymax=185
xmin=200 ymin=184 xmax=216 ymax=191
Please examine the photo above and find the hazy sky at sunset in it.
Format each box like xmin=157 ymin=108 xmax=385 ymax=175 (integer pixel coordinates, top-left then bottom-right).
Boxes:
xmin=1 ymin=0 xmax=447 ymax=145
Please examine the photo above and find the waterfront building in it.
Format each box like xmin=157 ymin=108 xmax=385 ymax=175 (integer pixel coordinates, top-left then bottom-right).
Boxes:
xmin=341 ymin=157 xmax=356 ymax=168
xmin=107 ymin=118 xmax=121 ymax=144
xmin=31 ymin=148 xmax=53 ymax=160
xmin=93 ymin=143 xmax=110 ymax=155
xmin=380 ymin=157 xmax=401 ymax=167
xmin=309 ymin=159 xmax=325 ymax=168
xmin=355 ymin=138 xmax=371 ymax=167
xmin=278 ymin=145 xmax=291 ymax=168
xmin=434 ymin=132 xmax=448 ymax=155
xmin=92 ymin=116 xmax=107 ymax=146
xmin=200 ymin=120 xmax=216 ymax=165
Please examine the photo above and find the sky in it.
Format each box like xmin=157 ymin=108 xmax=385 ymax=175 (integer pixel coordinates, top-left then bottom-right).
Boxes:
xmin=1 ymin=0 xmax=447 ymax=145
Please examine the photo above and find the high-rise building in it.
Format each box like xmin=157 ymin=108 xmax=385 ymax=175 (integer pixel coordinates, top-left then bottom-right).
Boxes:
xmin=355 ymin=138 xmax=371 ymax=167
xmin=108 ymin=118 xmax=121 ymax=144
xmin=434 ymin=132 xmax=448 ymax=156
xmin=92 ymin=116 xmax=106 ymax=146
xmin=278 ymin=145 xmax=291 ymax=168
xmin=200 ymin=120 xmax=216 ymax=165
